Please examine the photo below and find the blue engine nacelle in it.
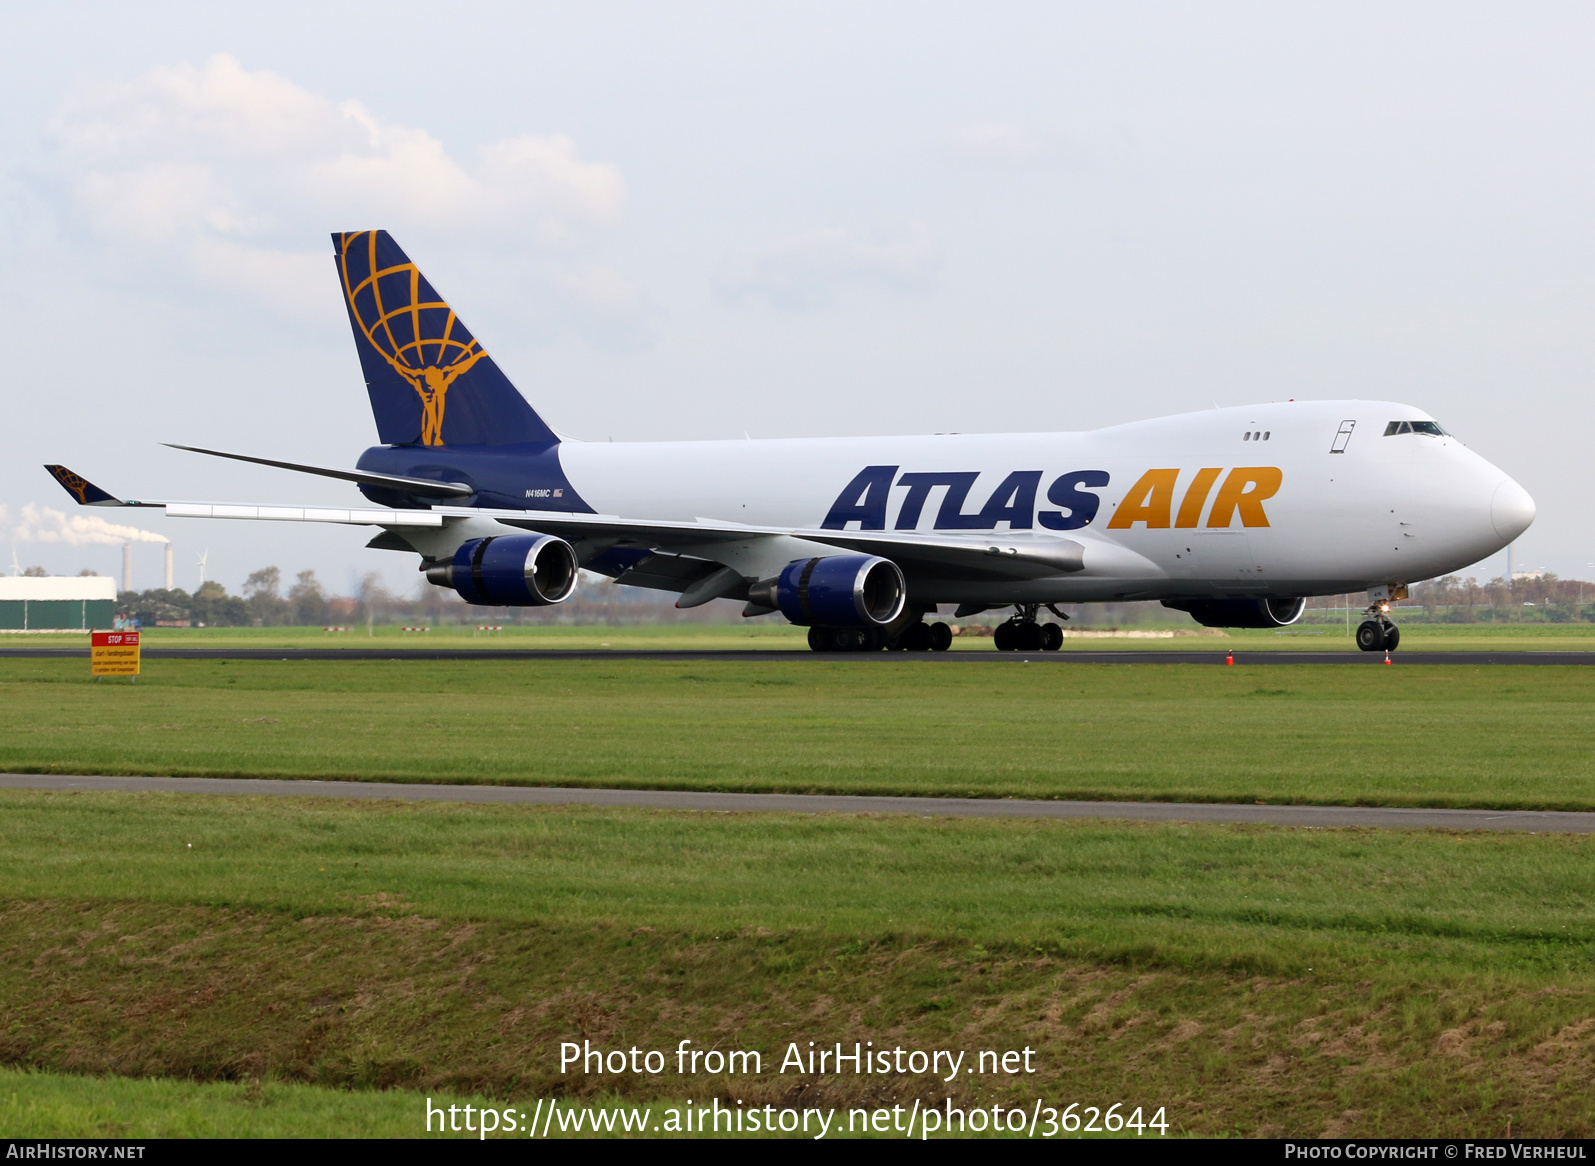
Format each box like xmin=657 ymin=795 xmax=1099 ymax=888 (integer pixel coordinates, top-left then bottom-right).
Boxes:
xmin=424 ymin=534 xmax=578 ymax=606
xmin=749 ymin=554 xmax=906 ymax=627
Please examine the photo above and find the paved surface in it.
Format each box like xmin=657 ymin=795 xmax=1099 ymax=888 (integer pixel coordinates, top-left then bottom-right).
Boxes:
xmin=4 ymin=773 xmax=1590 ymax=833
xmin=1 ymin=647 xmax=1593 ymax=664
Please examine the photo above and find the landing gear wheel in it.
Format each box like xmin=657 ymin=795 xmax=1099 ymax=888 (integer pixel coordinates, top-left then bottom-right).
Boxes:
xmin=901 ymin=622 xmax=932 ymax=652
xmin=1015 ymin=621 xmax=1045 ymax=652
xmin=1355 ymin=620 xmax=1387 ymax=652
xmin=993 ymin=622 xmax=1016 ymax=651
xmin=808 ymin=626 xmax=836 ymax=652
xmin=832 ymin=627 xmax=867 ymax=652
xmin=927 ymin=622 xmax=953 ymax=652
xmin=1040 ymin=623 xmax=1064 ymax=651
xmin=1384 ymin=625 xmax=1400 ymax=652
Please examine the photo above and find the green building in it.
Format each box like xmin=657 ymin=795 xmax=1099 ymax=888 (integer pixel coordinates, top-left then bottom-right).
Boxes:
xmin=0 ymin=577 xmax=117 ymax=631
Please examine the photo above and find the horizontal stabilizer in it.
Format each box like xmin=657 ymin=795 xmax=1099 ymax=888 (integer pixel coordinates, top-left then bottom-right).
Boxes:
xmin=43 ymin=465 xmax=122 ymax=506
xmin=163 ymin=444 xmax=475 ymax=498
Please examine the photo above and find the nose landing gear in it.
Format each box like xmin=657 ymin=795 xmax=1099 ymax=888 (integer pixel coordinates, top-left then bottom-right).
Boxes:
xmin=1355 ymin=586 xmax=1406 ymax=653
xmin=1355 ymin=617 xmax=1399 ymax=652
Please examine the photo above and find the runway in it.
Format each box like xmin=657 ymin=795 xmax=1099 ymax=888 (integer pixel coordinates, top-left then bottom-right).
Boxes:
xmin=1 ymin=647 xmax=1593 ymax=664
xmin=5 ymin=773 xmax=1592 ymax=833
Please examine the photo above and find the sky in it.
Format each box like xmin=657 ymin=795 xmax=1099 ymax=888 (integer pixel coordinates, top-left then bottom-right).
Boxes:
xmin=3 ymin=1 xmax=1592 ymax=596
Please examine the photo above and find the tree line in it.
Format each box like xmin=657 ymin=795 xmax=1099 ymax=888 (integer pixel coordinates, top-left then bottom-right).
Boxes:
xmin=1301 ymin=573 xmax=1595 ymax=623
xmin=102 ymin=565 xmax=1595 ymax=628
xmin=112 ymin=567 xmax=751 ymax=627
xmin=116 ymin=568 xmax=344 ymax=628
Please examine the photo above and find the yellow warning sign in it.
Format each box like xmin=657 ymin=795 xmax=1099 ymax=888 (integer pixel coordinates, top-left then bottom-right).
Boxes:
xmin=91 ymin=631 xmax=140 ymax=677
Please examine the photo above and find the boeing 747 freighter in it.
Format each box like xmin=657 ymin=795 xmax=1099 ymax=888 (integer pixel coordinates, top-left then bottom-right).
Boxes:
xmin=46 ymin=231 xmax=1535 ymax=652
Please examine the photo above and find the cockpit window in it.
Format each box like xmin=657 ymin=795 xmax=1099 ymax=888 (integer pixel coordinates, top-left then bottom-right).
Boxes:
xmin=1384 ymin=420 xmax=1449 ymax=437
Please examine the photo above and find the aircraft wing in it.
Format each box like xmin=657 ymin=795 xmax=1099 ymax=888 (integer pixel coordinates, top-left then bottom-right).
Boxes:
xmin=43 ymin=465 xmax=1087 ymax=582
xmin=456 ymin=508 xmax=1084 ymax=579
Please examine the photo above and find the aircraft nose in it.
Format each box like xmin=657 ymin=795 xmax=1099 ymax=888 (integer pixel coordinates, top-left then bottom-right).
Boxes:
xmin=1491 ymin=477 xmax=1536 ymax=542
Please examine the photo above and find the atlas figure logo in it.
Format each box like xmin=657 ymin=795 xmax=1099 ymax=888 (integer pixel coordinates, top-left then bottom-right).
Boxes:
xmin=47 ymin=465 xmax=94 ymax=504
xmin=336 ymin=231 xmax=488 ymax=447
xmin=823 ymin=467 xmax=1282 ymax=531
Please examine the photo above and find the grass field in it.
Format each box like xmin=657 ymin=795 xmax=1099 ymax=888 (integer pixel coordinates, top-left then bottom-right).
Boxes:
xmin=4 ymin=647 xmax=1593 ymax=1138
xmin=2 ymin=789 xmax=1594 ymax=1137
xmin=2 ymin=657 xmax=1594 ymax=809
xmin=0 ymin=1067 xmax=466 ymax=1139
xmin=0 ymin=1068 xmax=717 ymax=1140
xmin=9 ymin=620 xmax=1595 ymax=652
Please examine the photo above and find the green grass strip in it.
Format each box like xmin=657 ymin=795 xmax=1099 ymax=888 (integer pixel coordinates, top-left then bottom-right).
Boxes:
xmin=3 ymin=792 xmax=1595 ymax=1136
xmin=4 ymin=658 xmax=1595 ymax=808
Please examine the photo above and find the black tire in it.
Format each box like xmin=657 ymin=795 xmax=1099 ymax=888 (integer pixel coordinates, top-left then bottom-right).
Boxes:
xmin=993 ymin=622 xmax=1016 ymax=651
xmin=863 ymin=626 xmax=887 ymax=651
xmin=808 ymin=626 xmax=835 ymax=652
xmin=834 ymin=627 xmax=867 ymax=652
xmin=928 ymin=622 xmax=953 ymax=651
xmin=1355 ymin=620 xmax=1387 ymax=652
xmin=1040 ymin=622 xmax=1064 ymax=651
xmin=1384 ymin=625 xmax=1400 ymax=652
xmin=1016 ymin=622 xmax=1045 ymax=651
xmin=902 ymin=622 xmax=932 ymax=651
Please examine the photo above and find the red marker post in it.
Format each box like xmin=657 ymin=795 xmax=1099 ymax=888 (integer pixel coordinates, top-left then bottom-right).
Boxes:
xmin=91 ymin=630 xmax=140 ymax=681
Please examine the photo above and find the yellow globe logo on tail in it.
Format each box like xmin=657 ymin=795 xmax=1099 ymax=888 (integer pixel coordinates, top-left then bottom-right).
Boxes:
xmin=336 ymin=231 xmax=489 ymax=447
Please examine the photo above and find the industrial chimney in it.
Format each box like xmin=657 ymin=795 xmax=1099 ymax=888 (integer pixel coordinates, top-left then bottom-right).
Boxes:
xmin=164 ymin=543 xmax=173 ymax=590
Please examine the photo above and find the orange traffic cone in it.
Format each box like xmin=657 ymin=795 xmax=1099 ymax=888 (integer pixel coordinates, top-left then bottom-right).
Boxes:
xmin=1225 ymin=651 xmax=1233 ymax=666
xmin=1384 ymin=652 xmax=1392 ymax=665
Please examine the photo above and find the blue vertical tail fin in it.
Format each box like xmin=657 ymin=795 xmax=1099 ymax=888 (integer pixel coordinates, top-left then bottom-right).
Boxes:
xmin=332 ymin=231 xmax=558 ymax=448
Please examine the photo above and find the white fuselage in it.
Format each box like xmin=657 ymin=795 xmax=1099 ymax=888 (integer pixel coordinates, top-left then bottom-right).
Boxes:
xmin=554 ymin=400 xmax=1532 ymax=604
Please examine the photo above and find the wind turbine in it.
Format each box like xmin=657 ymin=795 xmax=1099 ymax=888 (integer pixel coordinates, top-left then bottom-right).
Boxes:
xmin=196 ymin=548 xmax=209 ymax=589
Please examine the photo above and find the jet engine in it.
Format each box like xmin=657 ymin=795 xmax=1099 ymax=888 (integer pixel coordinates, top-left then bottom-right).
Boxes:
xmin=424 ymin=534 xmax=578 ymax=606
xmin=748 ymin=555 xmax=906 ymax=627
xmin=1162 ymin=596 xmax=1307 ymax=628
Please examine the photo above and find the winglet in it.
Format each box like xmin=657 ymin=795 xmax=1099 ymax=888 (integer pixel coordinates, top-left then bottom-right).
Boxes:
xmin=43 ymin=465 xmax=122 ymax=506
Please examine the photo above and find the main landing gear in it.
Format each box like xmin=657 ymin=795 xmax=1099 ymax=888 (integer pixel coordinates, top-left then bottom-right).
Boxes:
xmin=807 ymin=619 xmax=953 ymax=652
xmin=993 ymin=604 xmax=1066 ymax=652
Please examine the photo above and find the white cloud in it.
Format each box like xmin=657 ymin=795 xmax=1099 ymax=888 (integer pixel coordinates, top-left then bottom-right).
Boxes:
xmin=537 ymin=261 xmax=655 ymax=350
xmin=944 ymin=120 xmax=1057 ymax=165
xmin=476 ymin=134 xmax=624 ymax=241
xmin=45 ymin=54 xmax=629 ymax=326
xmin=715 ymin=224 xmax=940 ymax=310
xmin=545 ymin=262 xmax=644 ymax=313
xmin=189 ymin=237 xmax=331 ymax=321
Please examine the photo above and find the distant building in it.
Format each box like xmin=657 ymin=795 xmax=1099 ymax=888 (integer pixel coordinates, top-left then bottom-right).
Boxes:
xmin=0 ymin=576 xmax=117 ymax=631
xmin=1512 ymin=569 xmax=1545 ymax=582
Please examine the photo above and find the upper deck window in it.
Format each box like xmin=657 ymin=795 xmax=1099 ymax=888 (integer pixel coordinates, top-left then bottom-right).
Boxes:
xmin=1383 ymin=420 xmax=1449 ymax=437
